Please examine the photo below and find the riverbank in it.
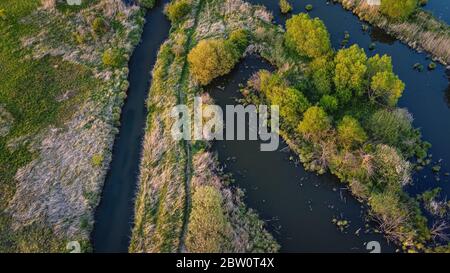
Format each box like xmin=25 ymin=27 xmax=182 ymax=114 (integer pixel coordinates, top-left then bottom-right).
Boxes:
xmin=337 ymin=0 xmax=450 ymax=65
xmin=129 ymin=0 xmax=278 ymax=253
xmin=0 ymin=0 xmax=146 ymax=252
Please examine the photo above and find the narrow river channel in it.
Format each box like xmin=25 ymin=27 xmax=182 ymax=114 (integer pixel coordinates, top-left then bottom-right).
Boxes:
xmin=92 ymin=0 xmax=170 ymax=253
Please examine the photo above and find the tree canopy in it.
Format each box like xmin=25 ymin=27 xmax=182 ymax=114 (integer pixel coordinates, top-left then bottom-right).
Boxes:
xmin=188 ymin=29 xmax=248 ymax=85
xmin=285 ymin=13 xmax=332 ymax=58
xmin=337 ymin=116 xmax=368 ymax=150
xmin=370 ymin=71 xmax=405 ymax=106
xmin=333 ymin=45 xmax=368 ymax=103
xmin=297 ymin=106 xmax=331 ymax=141
xmin=310 ymin=56 xmax=334 ymax=96
xmin=367 ymin=54 xmax=393 ymax=79
xmin=165 ymin=0 xmax=192 ymax=24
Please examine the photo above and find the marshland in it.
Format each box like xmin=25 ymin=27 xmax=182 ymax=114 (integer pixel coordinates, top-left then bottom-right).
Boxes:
xmin=1 ymin=0 xmax=450 ymax=253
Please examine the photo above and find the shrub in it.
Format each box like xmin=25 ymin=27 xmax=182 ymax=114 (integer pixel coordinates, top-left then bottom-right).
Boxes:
xmin=319 ymin=95 xmax=339 ymax=113
xmin=285 ymin=13 xmax=332 ymax=58
xmin=188 ymin=30 xmax=247 ymax=85
xmin=165 ymin=0 xmax=191 ymax=24
xmin=367 ymin=109 xmax=413 ymax=148
xmin=102 ymin=48 xmax=126 ymax=68
xmin=380 ymin=0 xmax=418 ymax=21
xmin=186 ymin=186 xmax=229 ymax=253
xmin=337 ymin=116 xmax=368 ymax=150
xmin=279 ymin=0 xmax=292 ymax=14
xmin=297 ymin=106 xmax=332 ymax=141
xmin=91 ymin=153 xmax=104 ymax=167
xmin=92 ymin=17 xmax=108 ymax=35
xmin=372 ymin=144 xmax=411 ymax=190
xmin=227 ymin=29 xmax=249 ymax=56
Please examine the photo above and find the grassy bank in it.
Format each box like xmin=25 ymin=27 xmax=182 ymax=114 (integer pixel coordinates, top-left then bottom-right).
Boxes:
xmin=129 ymin=0 xmax=279 ymax=253
xmin=337 ymin=0 xmax=450 ymax=65
xmin=0 ymin=0 xmax=146 ymax=252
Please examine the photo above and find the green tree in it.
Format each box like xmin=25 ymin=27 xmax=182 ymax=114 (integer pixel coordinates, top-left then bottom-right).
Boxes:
xmin=310 ymin=56 xmax=334 ymax=96
xmin=188 ymin=39 xmax=236 ymax=85
xmin=285 ymin=13 xmax=332 ymax=58
xmin=367 ymin=54 xmax=393 ymax=79
xmin=271 ymin=87 xmax=311 ymax=127
xmin=165 ymin=0 xmax=191 ymax=24
xmin=381 ymin=0 xmax=418 ymax=21
xmin=337 ymin=116 xmax=367 ymax=150
xmin=297 ymin=106 xmax=332 ymax=141
xmin=333 ymin=45 xmax=368 ymax=103
xmin=370 ymin=71 xmax=405 ymax=106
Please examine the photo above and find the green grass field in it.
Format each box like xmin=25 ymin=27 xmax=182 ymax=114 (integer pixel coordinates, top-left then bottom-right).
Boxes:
xmin=0 ymin=0 xmax=99 ymax=252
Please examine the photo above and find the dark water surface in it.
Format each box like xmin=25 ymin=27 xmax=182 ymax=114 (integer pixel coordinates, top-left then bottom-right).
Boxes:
xmin=423 ymin=0 xmax=450 ymax=24
xmin=92 ymin=0 xmax=170 ymax=253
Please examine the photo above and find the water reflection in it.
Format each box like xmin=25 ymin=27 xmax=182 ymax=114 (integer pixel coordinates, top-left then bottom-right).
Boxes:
xmin=445 ymin=85 xmax=450 ymax=108
xmin=370 ymin=26 xmax=396 ymax=45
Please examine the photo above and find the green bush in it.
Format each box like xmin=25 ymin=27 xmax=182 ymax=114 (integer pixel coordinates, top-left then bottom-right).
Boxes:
xmin=227 ymin=29 xmax=249 ymax=56
xmin=279 ymin=0 xmax=292 ymax=14
xmin=188 ymin=39 xmax=236 ymax=85
xmin=188 ymin=30 xmax=247 ymax=85
xmin=380 ymin=0 xmax=418 ymax=21
xmin=310 ymin=56 xmax=334 ymax=96
xmin=165 ymin=0 xmax=191 ymax=24
xmin=370 ymin=71 xmax=405 ymax=106
xmin=285 ymin=13 xmax=332 ymax=58
xmin=337 ymin=116 xmax=367 ymax=150
xmin=91 ymin=153 xmax=104 ymax=167
xmin=92 ymin=17 xmax=108 ymax=35
xmin=319 ymin=95 xmax=338 ymax=113
xmin=297 ymin=106 xmax=332 ymax=141
xmin=102 ymin=48 xmax=126 ymax=68
xmin=367 ymin=109 xmax=413 ymax=148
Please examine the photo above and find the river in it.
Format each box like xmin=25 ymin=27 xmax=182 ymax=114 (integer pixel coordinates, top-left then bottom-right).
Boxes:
xmin=423 ymin=0 xmax=450 ymax=24
xmin=92 ymin=0 xmax=170 ymax=253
